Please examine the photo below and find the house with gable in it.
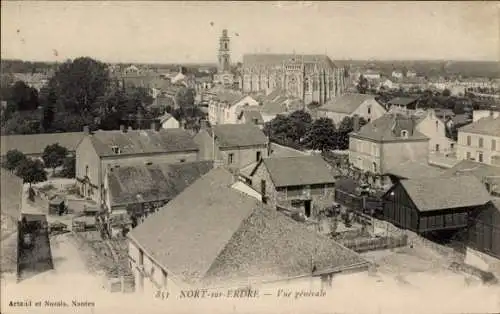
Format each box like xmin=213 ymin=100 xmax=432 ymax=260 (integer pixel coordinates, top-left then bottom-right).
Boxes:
xmin=207 ymin=91 xmax=259 ymax=125
xmin=246 ymin=155 xmax=338 ymax=219
xmin=194 ymin=123 xmax=270 ymax=171
xmin=349 ymin=113 xmax=430 ymax=179
xmin=316 ymin=94 xmax=386 ymax=125
xmin=157 ymin=113 xmax=180 ymax=129
xmin=75 ymin=124 xmax=200 ymax=206
xmin=127 ymin=167 xmax=369 ymax=295
xmin=413 ymin=109 xmax=456 ymax=154
xmin=236 ymin=109 xmax=265 ymax=129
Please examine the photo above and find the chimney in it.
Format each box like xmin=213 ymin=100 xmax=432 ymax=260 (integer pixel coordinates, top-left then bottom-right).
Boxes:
xmin=267 ymin=136 xmax=272 ymax=157
xmin=83 ymin=125 xmax=90 ymax=135
xmin=353 ymin=115 xmax=360 ymax=132
xmin=120 ymin=125 xmax=126 ymax=133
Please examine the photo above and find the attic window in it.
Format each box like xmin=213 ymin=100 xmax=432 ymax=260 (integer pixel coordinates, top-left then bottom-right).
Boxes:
xmin=145 ymin=161 xmax=153 ymax=166
xmin=111 ymin=145 xmax=121 ymax=154
xmin=400 ymin=130 xmax=409 ymax=138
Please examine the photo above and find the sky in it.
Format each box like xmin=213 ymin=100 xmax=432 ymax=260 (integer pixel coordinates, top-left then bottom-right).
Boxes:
xmin=1 ymin=1 xmax=499 ymax=64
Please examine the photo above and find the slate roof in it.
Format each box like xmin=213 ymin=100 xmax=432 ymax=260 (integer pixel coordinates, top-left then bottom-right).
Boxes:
xmin=0 ymin=132 xmax=84 ymax=157
xmin=385 ymin=160 xmax=444 ymax=180
xmin=107 ymin=161 xmax=214 ymax=206
xmin=214 ymin=91 xmax=245 ymax=106
xmin=212 ymin=124 xmax=268 ymax=148
xmin=129 ymin=167 xmax=367 ymax=287
xmin=88 ymin=128 xmax=198 ymax=157
xmin=240 ymin=110 xmax=264 ymax=124
xmin=458 ymin=116 xmax=500 ymax=137
xmin=318 ymin=94 xmax=377 ymax=114
xmin=351 ymin=113 xmax=429 ymax=142
xmin=242 ymin=54 xmax=336 ymax=69
xmin=399 ymin=176 xmax=492 ymax=212
xmin=387 ymin=97 xmax=419 ymax=107
xmin=261 ymin=155 xmax=337 ymax=188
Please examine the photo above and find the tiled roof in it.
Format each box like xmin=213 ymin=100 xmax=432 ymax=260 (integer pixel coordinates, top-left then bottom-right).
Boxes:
xmin=387 ymin=97 xmax=419 ymax=107
xmin=88 ymin=128 xmax=198 ymax=157
xmin=214 ymin=91 xmax=245 ymax=106
xmin=129 ymin=167 xmax=367 ymax=287
xmin=212 ymin=124 xmax=268 ymax=148
xmin=0 ymin=132 xmax=84 ymax=156
xmin=262 ymin=155 xmax=337 ymax=187
xmin=268 ymin=143 xmax=309 ymax=158
xmin=318 ymin=94 xmax=377 ymax=114
xmin=399 ymin=176 xmax=492 ymax=212
xmin=107 ymin=161 xmax=214 ymax=206
xmin=458 ymin=116 xmax=500 ymax=137
xmin=242 ymin=54 xmax=336 ymax=69
xmin=241 ymin=110 xmax=264 ymax=124
xmin=385 ymin=160 xmax=444 ymax=179
xmin=351 ymin=113 xmax=429 ymax=143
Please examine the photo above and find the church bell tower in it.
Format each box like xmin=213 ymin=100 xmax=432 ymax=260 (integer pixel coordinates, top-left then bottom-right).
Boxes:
xmin=218 ymin=29 xmax=231 ymax=73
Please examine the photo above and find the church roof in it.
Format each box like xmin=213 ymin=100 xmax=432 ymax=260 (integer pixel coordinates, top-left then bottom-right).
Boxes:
xmin=242 ymin=54 xmax=336 ymax=69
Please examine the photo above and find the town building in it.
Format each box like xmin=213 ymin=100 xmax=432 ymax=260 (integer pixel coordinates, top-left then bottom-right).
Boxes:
xmin=207 ymin=91 xmax=259 ymax=125
xmin=75 ymin=125 xmax=200 ymax=206
xmin=128 ymin=167 xmax=369 ymax=294
xmin=382 ymin=176 xmax=491 ymax=234
xmin=406 ymin=70 xmax=417 ymax=78
xmin=194 ymin=123 xmax=269 ymax=171
xmin=157 ymin=113 xmax=180 ymax=129
xmin=349 ymin=113 xmax=430 ymax=176
xmin=386 ymin=97 xmax=419 ymax=111
xmin=244 ymin=155 xmax=338 ymax=219
xmin=315 ymin=94 xmax=386 ymax=125
xmin=467 ymin=199 xmax=500 ymax=259
xmin=0 ymin=132 xmax=84 ymax=162
xmin=257 ymin=90 xmax=304 ymax=122
xmin=241 ymin=54 xmax=346 ymax=106
xmin=414 ymin=109 xmax=456 ymax=154
xmin=441 ymin=160 xmax=500 ymax=196
xmin=213 ymin=29 xmax=236 ymax=88
xmin=362 ymin=70 xmax=381 ymax=80
xmin=384 ymin=160 xmax=445 ymax=183
xmin=391 ymin=70 xmax=404 ymax=79
xmin=456 ymin=116 xmax=500 ymax=165
xmin=236 ymin=109 xmax=265 ymax=129
xmin=103 ymin=160 xmax=213 ymax=222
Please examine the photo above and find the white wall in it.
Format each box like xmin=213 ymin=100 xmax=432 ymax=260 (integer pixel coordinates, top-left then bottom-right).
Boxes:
xmin=161 ymin=118 xmax=180 ymax=129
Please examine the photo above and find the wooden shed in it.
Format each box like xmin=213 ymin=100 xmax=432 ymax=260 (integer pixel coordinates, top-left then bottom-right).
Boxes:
xmin=468 ymin=200 xmax=500 ymax=259
xmin=382 ymin=176 xmax=492 ymax=234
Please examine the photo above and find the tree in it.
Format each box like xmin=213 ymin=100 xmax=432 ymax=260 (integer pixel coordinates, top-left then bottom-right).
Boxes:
xmin=60 ymin=156 xmax=76 ymax=178
xmin=288 ymin=110 xmax=313 ymax=144
xmin=46 ymin=57 xmax=111 ymax=114
xmin=1 ymin=111 xmax=41 ymax=135
xmin=10 ymin=81 xmax=40 ymax=111
xmin=336 ymin=116 xmax=368 ymax=150
xmin=356 ymin=75 xmax=369 ymax=94
xmin=175 ymin=87 xmax=195 ymax=109
xmin=3 ymin=149 xmax=27 ymax=171
xmin=304 ymin=118 xmax=337 ymax=152
xmin=16 ymin=159 xmax=47 ymax=187
xmin=42 ymin=144 xmax=69 ymax=174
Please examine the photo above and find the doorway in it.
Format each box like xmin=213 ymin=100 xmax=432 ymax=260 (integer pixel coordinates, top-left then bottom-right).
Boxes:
xmin=304 ymin=200 xmax=312 ymax=218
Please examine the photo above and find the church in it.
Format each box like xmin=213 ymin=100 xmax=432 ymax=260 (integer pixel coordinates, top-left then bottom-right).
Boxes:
xmin=242 ymin=54 xmax=346 ymax=105
xmin=212 ymin=29 xmax=347 ymax=105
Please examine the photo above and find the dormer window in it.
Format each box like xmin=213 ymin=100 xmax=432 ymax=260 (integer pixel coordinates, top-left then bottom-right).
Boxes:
xmin=401 ymin=130 xmax=409 ymax=138
xmin=111 ymin=145 xmax=121 ymax=154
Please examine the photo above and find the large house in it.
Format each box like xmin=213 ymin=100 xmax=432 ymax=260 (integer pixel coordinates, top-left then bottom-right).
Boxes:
xmin=241 ymin=54 xmax=346 ymax=105
xmin=194 ymin=124 xmax=269 ymax=171
xmin=349 ymin=113 xmax=430 ymax=178
xmin=0 ymin=132 xmax=84 ymax=161
xmin=75 ymin=125 xmax=200 ymax=206
xmin=208 ymin=91 xmax=259 ymax=125
xmin=128 ymin=167 xmax=369 ymax=294
xmin=244 ymin=155 xmax=338 ymax=219
xmin=456 ymin=116 xmax=500 ymax=165
xmin=315 ymin=94 xmax=386 ymax=125
xmin=382 ymin=176 xmax=491 ymax=234
xmin=414 ymin=109 xmax=456 ymax=154
xmin=103 ymin=160 xmax=213 ymax=221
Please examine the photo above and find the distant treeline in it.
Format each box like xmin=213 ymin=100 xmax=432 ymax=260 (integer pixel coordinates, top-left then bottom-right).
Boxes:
xmin=335 ymin=60 xmax=500 ymax=79
xmin=1 ymin=59 xmax=59 ymax=74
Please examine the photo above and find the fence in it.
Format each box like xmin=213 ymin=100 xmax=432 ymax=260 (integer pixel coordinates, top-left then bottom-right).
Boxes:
xmin=338 ymin=234 xmax=408 ymax=253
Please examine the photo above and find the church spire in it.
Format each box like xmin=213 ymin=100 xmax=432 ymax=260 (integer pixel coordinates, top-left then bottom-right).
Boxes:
xmin=218 ymin=29 xmax=231 ymax=74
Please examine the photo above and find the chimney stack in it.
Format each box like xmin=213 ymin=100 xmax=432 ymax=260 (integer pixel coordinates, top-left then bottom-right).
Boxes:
xmin=83 ymin=125 xmax=90 ymax=135
xmin=120 ymin=125 xmax=126 ymax=133
xmin=353 ymin=115 xmax=360 ymax=132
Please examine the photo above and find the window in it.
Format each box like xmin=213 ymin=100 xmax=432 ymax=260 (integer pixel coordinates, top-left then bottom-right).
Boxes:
xmin=400 ymin=130 xmax=408 ymax=138
xmin=313 ymin=80 xmax=319 ymax=91
xmin=367 ymin=106 xmax=371 ymax=115
xmin=435 ymin=144 xmax=440 ymax=152
xmin=435 ymin=120 xmax=439 ymax=131
xmin=466 ymin=151 xmax=471 ymax=160
xmin=372 ymin=162 xmax=377 ymax=173
xmin=467 ymin=135 xmax=471 ymax=146
xmin=478 ymin=152 xmax=484 ymax=163
xmin=179 ymin=159 xmax=186 ymax=163
xmin=256 ymin=151 xmax=262 ymax=162
xmin=145 ymin=161 xmax=153 ymax=166
xmin=492 ymin=140 xmax=497 ymax=151
xmin=228 ymin=153 xmax=234 ymax=164
xmin=304 ymin=78 xmax=310 ymax=91
xmin=450 ymin=143 xmax=455 ymax=149
xmin=85 ymin=165 xmax=89 ymax=177
xmin=479 ymin=137 xmax=484 ymax=148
